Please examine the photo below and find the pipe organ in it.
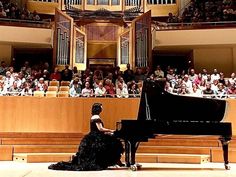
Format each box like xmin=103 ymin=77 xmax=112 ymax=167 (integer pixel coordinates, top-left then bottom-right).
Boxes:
xmin=147 ymin=0 xmax=176 ymax=4
xmin=134 ymin=11 xmax=151 ymax=68
xmin=120 ymin=31 xmax=130 ymax=64
xmin=64 ymin=0 xmax=82 ymax=5
xmin=97 ymin=0 xmax=109 ymax=5
xmin=125 ymin=0 xmax=141 ymax=6
xmin=54 ymin=9 xmax=73 ymax=66
xmin=56 ymin=25 xmax=70 ymax=65
xmin=75 ymin=31 xmax=85 ymax=63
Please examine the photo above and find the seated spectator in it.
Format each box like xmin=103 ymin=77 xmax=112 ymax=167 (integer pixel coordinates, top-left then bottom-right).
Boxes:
xmin=167 ymin=12 xmax=178 ymax=23
xmin=154 ymin=65 xmax=164 ymax=78
xmin=93 ymin=66 xmax=103 ymax=81
xmin=13 ymin=73 xmax=23 ymax=88
xmin=163 ymin=81 xmax=172 ymax=93
xmin=72 ymin=66 xmax=79 ymax=78
xmin=211 ymin=69 xmax=220 ymax=82
xmin=30 ymin=10 xmax=40 ymax=21
xmin=202 ymin=68 xmax=208 ymax=81
xmin=116 ymin=82 xmax=129 ymax=98
xmin=116 ymin=77 xmax=127 ymax=90
xmin=50 ymin=67 xmax=61 ymax=81
xmin=70 ymin=76 xmax=82 ymax=89
xmin=0 ymin=61 xmax=7 ymax=75
xmin=0 ymin=7 xmax=6 ymax=18
xmin=93 ymin=76 xmax=100 ymax=90
xmin=94 ymin=81 xmax=106 ymax=97
xmin=4 ymin=71 xmax=13 ymax=90
xmin=172 ymin=78 xmax=182 ymax=93
xmin=61 ymin=65 xmax=73 ymax=81
xmin=35 ymin=77 xmax=47 ymax=92
xmin=189 ymin=68 xmax=197 ymax=82
xmin=21 ymin=82 xmax=33 ymax=96
xmin=203 ymin=83 xmax=214 ymax=97
xmin=177 ymin=83 xmax=190 ymax=95
xmin=0 ymin=80 xmax=7 ymax=96
xmin=227 ymin=83 xmax=236 ymax=96
xmin=8 ymin=81 xmax=21 ymax=96
xmin=229 ymin=72 xmax=236 ymax=85
xmin=123 ymin=63 xmax=134 ymax=83
xmin=215 ymin=83 xmax=227 ymax=99
xmin=194 ymin=73 xmax=203 ymax=86
xmin=128 ymin=82 xmax=140 ymax=97
xmin=190 ymin=83 xmax=202 ymax=97
xmin=42 ymin=69 xmax=50 ymax=81
xmin=166 ymin=68 xmax=175 ymax=83
xmin=104 ymin=79 xmax=115 ymax=97
xmin=182 ymin=74 xmax=192 ymax=90
xmin=134 ymin=68 xmax=146 ymax=82
xmin=211 ymin=79 xmax=219 ymax=92
xmin=81 ymin=81 xmax=93 ymax=97
xmin=69 ymin=80 xmax=82 ymax=97
xmin=218 ymin=72 xmax=226 ymax=85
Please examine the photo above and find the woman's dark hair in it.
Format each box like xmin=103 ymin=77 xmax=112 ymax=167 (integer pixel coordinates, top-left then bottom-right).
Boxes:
xmin=91 ymin=103 xmax=102 ymax=115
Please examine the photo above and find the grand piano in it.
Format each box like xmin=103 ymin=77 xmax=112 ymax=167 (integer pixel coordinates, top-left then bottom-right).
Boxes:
xmin=114 ymin=79 xmax=232 ymax=170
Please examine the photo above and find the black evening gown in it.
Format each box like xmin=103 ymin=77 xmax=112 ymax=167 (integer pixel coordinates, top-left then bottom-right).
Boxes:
xmin=48 ymin=118 xmax=124 ymax=171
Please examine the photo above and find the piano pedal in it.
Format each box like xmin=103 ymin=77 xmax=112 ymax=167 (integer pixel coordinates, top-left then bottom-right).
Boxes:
xmin=130 ymin=164 xmax=142 ymax=171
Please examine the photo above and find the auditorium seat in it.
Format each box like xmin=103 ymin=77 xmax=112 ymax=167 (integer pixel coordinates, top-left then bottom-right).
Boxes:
xmin=49 ymin=81 xmax=60 ymax=87
xmin=47 ymin=86 xmax=58 ymax=92
xmin=33 ymin=91 xmax=45 ymax=97
xmin=45 ymin=91 xmax=57 ymax=97
xmin=60 ymin=81 xmax=70 ymax=87
xmin=57 ymin=91 xmax=69 ymax=97
xmin=59 ymin=86 xmax=69 ymax=92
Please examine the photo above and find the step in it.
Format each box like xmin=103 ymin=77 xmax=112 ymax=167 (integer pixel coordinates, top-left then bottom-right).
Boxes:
xmin=0 ymin=145 xmax=13 ymax=161
xmin=137 ymin=146 xmax=211 ymax=155
xmin=13 ymin=152 xmax=210 ymax=164
xmin=140 ymin=139 xmax=220 ymax=147
xmin=13 ymin=145 xmax=211 ymax=154
xmin=13 ymin=145 xmax=78 ymax=153
xmin=13 ymin=153 xmax=73 ymax=163
xmin=2 ymin=138 xmax=82 ymax=145
xmin=0 ymin=132 xmax=84 ymax=138
xmin=128 ymin=153 xmax=210 ymax=164
xmin=153 ymin=135 xmax=221 ymax=140
xmin=211 ymin=148 xmax=236 ymax=163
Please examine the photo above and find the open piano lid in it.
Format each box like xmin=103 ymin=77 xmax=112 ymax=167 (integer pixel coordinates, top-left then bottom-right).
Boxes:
xmin=138 ymin=79 xmax=226 ymax=122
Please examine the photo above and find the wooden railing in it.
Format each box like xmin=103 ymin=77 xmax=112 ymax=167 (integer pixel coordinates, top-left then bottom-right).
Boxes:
xmin=0 ymin=18 xmax=52 ymax=28
xmin=26 ymin=0 xmax=179 ymax=16
xmin=153 ymin=21 xmax=236 ymax=31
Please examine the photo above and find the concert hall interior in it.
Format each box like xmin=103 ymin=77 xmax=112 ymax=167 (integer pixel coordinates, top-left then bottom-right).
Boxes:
xmin=1 ymin=0 xmax=236 ymax=176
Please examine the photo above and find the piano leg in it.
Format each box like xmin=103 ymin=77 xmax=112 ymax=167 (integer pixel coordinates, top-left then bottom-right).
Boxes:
xmin=219 ymin=137 xmax=231 ymax=170
xmin=124 ymin=140 xmax=131 ymax=167
xmin=124 ymin=140 xmax=141 ymax=170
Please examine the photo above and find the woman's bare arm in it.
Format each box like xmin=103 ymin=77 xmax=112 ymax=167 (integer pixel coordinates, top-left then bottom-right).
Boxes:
xmin=96 ymin=122 xmax=114 ymax=133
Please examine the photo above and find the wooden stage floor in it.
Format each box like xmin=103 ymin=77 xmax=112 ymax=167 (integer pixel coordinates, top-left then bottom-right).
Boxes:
xmin=0 ymin=162 xmax=236 ymax=177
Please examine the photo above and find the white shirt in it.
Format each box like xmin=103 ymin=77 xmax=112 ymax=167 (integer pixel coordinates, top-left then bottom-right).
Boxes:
xmin=94 ymin=87 xmax=106 ymax=97
xmin=116 ymin=87 xmax=129 ymax=98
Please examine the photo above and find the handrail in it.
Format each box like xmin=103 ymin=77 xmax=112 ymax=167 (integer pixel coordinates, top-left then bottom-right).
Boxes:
xmin=0 ymin=91 xmax=141 ymax=98
xmin=170 ymin=92 xmax=236 ymax=100
xmin=0 ymin=18 xmax=52 ymax=28
xmin=153 ymin=20 xmax=236 ymax=31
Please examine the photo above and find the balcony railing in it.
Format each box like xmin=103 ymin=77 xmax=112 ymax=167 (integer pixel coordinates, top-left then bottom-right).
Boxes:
xmin=0 ymin=18 xmax=52 ymax=28
xmin=153 ymin=21 xmax=236 ymax=31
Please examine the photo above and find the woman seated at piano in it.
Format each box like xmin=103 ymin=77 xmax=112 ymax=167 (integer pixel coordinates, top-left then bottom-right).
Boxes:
xmin=48 ymin=103 xmax=124 ymax=171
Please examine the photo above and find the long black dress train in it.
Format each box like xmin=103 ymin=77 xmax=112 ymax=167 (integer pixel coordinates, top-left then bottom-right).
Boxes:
xmin=48 ymin=117 xmax=124 ymax=171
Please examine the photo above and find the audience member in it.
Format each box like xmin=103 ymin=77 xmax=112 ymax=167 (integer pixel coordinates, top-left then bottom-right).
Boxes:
xmin=81 ymin=81 xmax=93 ymax=97
xmin=94 ymin=81 xmax=106 ymax=97
xmin=116 ymin=82 xmax=129 ymax=98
